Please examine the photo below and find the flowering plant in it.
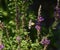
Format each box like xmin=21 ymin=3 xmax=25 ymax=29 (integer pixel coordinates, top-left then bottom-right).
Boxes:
xmin=0 ymin=0 xmax=60 ymax=50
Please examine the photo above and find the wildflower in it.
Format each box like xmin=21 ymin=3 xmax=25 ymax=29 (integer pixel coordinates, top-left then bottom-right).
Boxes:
xmin=40 ymin=38 xmax=50 ymax=45
xmin=38 ymin=16 xmax=44 ymax=22
xmin=35 ymin=16 xmax=44 ymax=31
xmin=0 ymin=44 xmax=4 ymax=50
xmin=35 ymin=5 xmax=44 ymax=31
xmin=54 ymin=0 xmax=60 ymax=18
xmin=35 ymin=25 xmax=41 ymax=31
xmin=16 ymin=36 xmax=20 ymax=42
xmin=54 ymin=8 xmax=60 ymax=18
xmin=35 ymin=21 xmax=40 ymax=25
xmin=54 ymin=6 xmax=60 ymax=13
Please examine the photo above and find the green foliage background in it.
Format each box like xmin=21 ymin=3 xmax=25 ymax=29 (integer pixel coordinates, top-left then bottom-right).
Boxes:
xmin=0 ymin=0 xmax=60 ymax=50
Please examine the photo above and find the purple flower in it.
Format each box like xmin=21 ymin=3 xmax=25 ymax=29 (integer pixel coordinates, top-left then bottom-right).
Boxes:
xmin=16 ymin=36 xmax=20 ymax=42
xmin=38 ymin=16 xmax=44 ymax=22
xmin=40 ymin=38 xmax=50 ymax=45
xmin=57 ymin=9 xmax=60 ymax=13
xmin=55 ymin=7 xmax=60 ymax=13
xmin=54 ymin=6 xmax=60 ymax=18
xmin=0 ymin=44 xmax=4 ymax=49
xmin=54 ymin=12 xmax=59 ymax=17
xmin=35 ymin=25 xmax=41 ymax=31
xmin=35 ymin=16 xmax=44 ymax=31
xmin=35 ymin=21 xmax=40 ymax=25
xmin=55 ymin=6 xmax=58 ymax=10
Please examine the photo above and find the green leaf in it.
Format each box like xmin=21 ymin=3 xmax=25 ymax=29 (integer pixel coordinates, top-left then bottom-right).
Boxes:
xmin=2 ymin=11 xmax=8 ymax=16
xmin=24 ymin=32 xmax=29 ymax=35
xmin=9 ymin=20 xmax=15 ymax=25
xmin=0 ymin=30 xmax=3 ymax=35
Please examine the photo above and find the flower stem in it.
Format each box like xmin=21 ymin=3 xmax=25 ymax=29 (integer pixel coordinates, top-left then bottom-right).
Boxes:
xmin=43 ymin=45 xmax=48 ymax=50
xmin=37 ymin=30 xmax=40 ymax=41
xmin=15 ymin=0 xmax=20 ymax=30
xmin=6 ymin=28 xmax=9 ymax=38
xmin=37 ymin=5 xmax=41 ymax=41
xmin=15 ymin=0 xmax=21 ymax=50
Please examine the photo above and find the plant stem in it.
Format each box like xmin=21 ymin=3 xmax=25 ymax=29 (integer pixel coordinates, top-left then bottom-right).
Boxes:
xmin=0 ymin=22 xmax=4 ymax=42
xmin=57 ymin=0 xmax=59 ymax=6
xmin=37 ymin=30 xmax=40 ymax=41
xmin=15 ymin=0 xmax=21 ymax=50
xmin=6 ymin=28 xmax=9 ymax=38
xmin=43 ymin=45 xmax=48 ymax=50
xmin=15 ymin=0 xmax=20 ymax=30
xmin=22 ymin=14 xmax=25 ymax=28
xmin=38 ymin=5 xmax=41 ymax=16
xmin=37 ymin=5 xmax=41 ymax=41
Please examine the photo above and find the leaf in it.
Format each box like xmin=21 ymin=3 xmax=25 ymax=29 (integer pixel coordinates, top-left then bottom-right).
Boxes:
xmin=9 ymin=20 xmax=15 ymax=25
xmin=2 ymin=11 xmax=8 ymax=16
xmin=0 ymin=30 xmax=3 ymax=35
xmin=24 ymin=32 xmax=29 ymax=35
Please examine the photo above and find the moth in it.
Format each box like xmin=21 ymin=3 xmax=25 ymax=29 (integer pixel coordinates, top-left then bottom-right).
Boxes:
xmin=28 ymin=19 xmax=35 ymax=29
